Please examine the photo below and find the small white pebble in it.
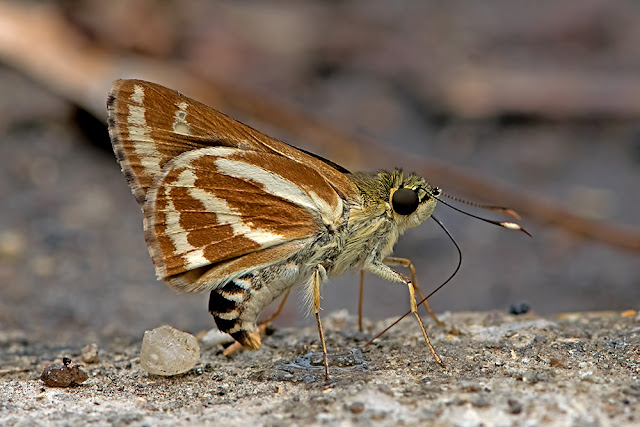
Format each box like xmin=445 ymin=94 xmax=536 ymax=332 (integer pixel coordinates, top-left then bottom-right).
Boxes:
xmin=81 ymin=343 xmax=99 ymax=364
xmin=140 ymin=325 xmax=200 ymax=376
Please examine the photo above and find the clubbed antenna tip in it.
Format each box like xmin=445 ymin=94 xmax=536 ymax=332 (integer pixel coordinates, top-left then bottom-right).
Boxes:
xmin=431 ymin=191 xmax=531 ymax=238
xmin=500 ymin=221 xmax=532 ymax=237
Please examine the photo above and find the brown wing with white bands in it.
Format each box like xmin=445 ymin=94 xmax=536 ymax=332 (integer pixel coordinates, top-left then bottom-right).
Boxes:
xmin=144 ymin=147 xmax=344 ymax=291
xmin=107 ymin=79 xmax=359 ymax=206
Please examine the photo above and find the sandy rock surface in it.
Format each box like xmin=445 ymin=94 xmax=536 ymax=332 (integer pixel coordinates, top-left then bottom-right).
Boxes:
xmin=1 ymin=310 xmax=638 ymax=426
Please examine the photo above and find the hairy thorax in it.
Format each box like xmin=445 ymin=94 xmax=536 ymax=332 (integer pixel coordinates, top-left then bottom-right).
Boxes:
xmin=298 ymin=200 xmax=399 ymax=279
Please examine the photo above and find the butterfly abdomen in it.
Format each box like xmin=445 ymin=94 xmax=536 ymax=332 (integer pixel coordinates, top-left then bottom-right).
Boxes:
xmin=209 ymin=275 xmax=262 ymax=349
xmin=209 ymin=262 xmax=302 ymax=350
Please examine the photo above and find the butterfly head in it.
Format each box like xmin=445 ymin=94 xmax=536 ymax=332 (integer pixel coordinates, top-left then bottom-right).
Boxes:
xmin=388 ymin=170 xmax=440 ymax=232
xmin=349 ymin=169 xmax=440 ymax=233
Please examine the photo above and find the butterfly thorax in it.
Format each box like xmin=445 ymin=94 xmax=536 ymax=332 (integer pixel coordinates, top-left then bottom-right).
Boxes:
xmin=296 ymin=169 xmax=439 ymax=279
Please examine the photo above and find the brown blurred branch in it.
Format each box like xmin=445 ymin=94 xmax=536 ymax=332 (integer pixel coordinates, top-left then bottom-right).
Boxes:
xmin=432 ymin=66 xmax=640 ymax=119
xmin=0 ymin=2 xmax=638 ymax=253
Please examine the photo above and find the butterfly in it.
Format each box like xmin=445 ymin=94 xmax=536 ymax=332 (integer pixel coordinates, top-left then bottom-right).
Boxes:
xmin=107 ymin=79 xmax=527 ymax=379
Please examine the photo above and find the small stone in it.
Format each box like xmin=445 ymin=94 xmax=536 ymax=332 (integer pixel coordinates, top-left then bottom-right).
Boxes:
xmin=448 ymin=327 xmax=461 ymax=336
xmin=40 ymin=358 xmax=88 ymax=387
xmin=81 ymin=343 xmax=99 ymax=363
xmin=509 ymin=303 xmax=531 ymax=315
xmin=349 ymin=401 xmax=365 ymax=414
xmin=140 ymin=325 xmax=200 ymax=376
xmin=508 ymin=398 xmax=523 ymax=414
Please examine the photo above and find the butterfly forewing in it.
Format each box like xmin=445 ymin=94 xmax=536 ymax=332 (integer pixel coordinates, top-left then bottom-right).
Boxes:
xmin=107 ymin=79 xmax=359 ymax=205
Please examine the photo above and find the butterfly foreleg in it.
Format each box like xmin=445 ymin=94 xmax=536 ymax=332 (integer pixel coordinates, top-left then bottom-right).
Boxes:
xmin=365 ymin=260 xmax=445 ymax=367
xmin=382 ymin=257 xmax=444 ymax=326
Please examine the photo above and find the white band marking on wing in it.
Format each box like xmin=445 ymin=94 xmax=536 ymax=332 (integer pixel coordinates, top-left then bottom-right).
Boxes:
xmin=128 ymin=85 xmax=162 ymax=178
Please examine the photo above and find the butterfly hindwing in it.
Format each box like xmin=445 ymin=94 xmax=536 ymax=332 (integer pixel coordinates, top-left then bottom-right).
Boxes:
xmin=144 ymin=146 xmax=345 ymax=291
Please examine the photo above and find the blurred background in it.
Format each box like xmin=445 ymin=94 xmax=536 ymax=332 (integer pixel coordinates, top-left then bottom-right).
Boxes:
xmin=0 ymin=0 xmax=638 ymax=344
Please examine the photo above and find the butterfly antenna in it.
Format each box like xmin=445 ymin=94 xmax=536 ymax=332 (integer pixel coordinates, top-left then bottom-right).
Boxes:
xmin=364 ymin=215 xmax=461 ymax=348
xmin=433 ymin=191 xmax=531 ymax=237
xmin=441 ymin=192 xmax=521 ymax=220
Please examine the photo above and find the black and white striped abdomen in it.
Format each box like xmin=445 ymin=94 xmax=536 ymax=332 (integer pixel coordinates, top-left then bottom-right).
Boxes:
xmin=208 ymin=262 xmax=302 ymax=350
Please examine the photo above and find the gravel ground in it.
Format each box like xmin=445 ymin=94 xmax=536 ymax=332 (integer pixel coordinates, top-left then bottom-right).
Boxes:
xmin=1 ymin=310 xmax=639 ymax=426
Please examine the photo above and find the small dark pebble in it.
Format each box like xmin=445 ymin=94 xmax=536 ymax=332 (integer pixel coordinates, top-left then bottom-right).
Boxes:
xmin=349 ymin=401 xmax=365 ymax=414
xmin=508 ymin=398 xmax=523 ymax=414
xmin=41 ymin=359 xmax=88 ymax=387
xmin=509 ymin=303 xmax=531 ymax=315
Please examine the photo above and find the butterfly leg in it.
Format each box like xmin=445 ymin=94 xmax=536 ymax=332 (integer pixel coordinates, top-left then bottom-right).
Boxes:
xmin=311 ymin=263 xmax=330 ymax=380
xmin=365 ymin=261 xmax=445 ymax=367
xmin=358 ymin=270 xmax=365 ymax=332
xmin=382 ymin=257 xmax=444 ymax=326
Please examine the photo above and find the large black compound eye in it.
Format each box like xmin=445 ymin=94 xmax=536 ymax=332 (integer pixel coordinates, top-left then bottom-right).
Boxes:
xmin=392 ymin=188 xmax=419 ymax=215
